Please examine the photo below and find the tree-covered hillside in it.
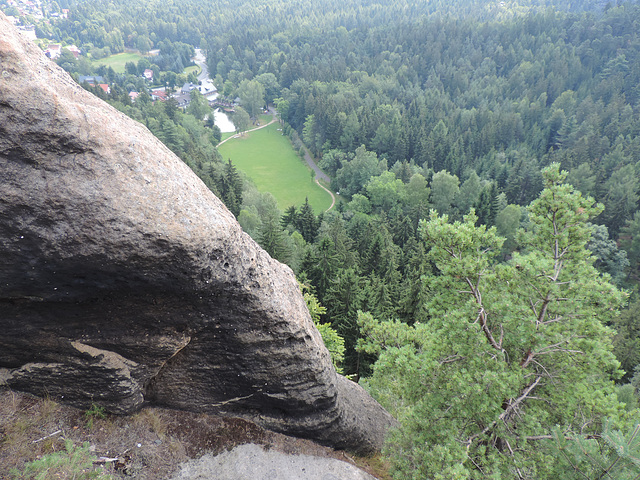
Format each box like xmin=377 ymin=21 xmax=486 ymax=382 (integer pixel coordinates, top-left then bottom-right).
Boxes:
xmin=10 ymin=0 xmax=640 ymax=476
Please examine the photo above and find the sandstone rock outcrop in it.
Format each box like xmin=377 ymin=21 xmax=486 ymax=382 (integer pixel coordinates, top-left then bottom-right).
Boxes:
xmin=0 ymin=14 xmax=395 ymax=453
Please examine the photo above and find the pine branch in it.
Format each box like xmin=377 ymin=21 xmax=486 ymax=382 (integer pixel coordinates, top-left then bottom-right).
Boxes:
xmin=465 ymin=376 xmax=541 ymax=452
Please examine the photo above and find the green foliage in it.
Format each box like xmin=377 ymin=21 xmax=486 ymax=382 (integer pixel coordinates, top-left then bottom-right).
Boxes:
xmin=360 ymin=164 xmax=628 ymax=478
xmin=599 ymin=163 xmax=639 ymax=236
xmin=187 ymin=90 xmax=210 ymax=121
xmin=587 ymin=223 xmax=630 ymax=286
xmin=455 ymin=171 xmax=482 ymax=215
xmin=315 ymin=322 xmax=345 ymax=374
xmin=215 ymin=159 xmax=243 ymax=217
xmin=231 ymin=107 xmax=251 ymax=134
xmin=429 ymin=170 xmax=459 ymax=217
xmin=550 ymin=420 xmax=640 ymax=479
xmin=366 ymin=171 xmax=406 ymax=212
xmin=10 ymin=439 xmax=114 ymax=479
xmin=258 ymin=211 xmax=290 ymax=263
xmin=612 ymin=299 xmax=640 ymax=383
xmin=335 ymin=145 xmax=383 ymax=197
xmin=620 ymin=210 xmax=640 ymax=279
xmin=300 ymin=282 xmax=345 ymax=373
xmin=616 ymin=384 xmax=639 ymax=412
xmin=494 ymin=204 xmax=522 ymax=254
xmin=236 ymin=79 xmax=265 ymax=119
xmin=84 ymin=403 xmax=106 ymax=430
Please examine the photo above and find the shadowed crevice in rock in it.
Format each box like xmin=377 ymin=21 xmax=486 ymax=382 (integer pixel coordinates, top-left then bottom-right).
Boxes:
xmin=0 ymin=13 xmax=396 ymax=454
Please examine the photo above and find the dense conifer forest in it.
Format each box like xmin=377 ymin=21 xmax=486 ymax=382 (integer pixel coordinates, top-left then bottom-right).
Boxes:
xmin=8 ymin=0 xmax=640 ymax=476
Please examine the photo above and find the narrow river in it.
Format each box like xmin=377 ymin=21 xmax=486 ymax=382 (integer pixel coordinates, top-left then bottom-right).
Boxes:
xmin=193 ymin=49 xmax=235 ymax=133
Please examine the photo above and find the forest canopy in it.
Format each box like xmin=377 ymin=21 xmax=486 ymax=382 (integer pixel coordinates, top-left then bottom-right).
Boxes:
xmin=11 ymin=0 xmax=640 ymax=476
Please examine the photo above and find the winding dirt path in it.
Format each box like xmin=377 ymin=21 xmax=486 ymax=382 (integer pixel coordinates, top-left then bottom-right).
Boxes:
xmin=216 ymin=110 xmax=277 ymax=147
xmin=298 ymin=143 xmax=335 ymax=211
xmin=315 ymin=178 xmax=336 ymax=212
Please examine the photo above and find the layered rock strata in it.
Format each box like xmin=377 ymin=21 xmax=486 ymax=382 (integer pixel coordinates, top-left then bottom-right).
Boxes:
xmin=0 ymin=14 xmax=395 ymax=453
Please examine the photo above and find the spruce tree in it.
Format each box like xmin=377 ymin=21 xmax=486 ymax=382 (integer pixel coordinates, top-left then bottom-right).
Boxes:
xmin=281 ymin=205 xmax=298 ymax=229
xmin=216 ymin=159 xmax=243 ymax=217
xmin=295 ymin=197 xmax=318 ymax=243
xmin=258 ymin=213 xmax=289 ymax=263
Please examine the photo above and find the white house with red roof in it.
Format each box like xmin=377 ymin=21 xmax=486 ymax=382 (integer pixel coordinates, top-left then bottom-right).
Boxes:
xmin=66 ymin=45 xmax=81 ymax=59
xmin=45 ymin=44 xmax=62 ymax=59
xmin=151 ymin=89 xmax=168 ymax=102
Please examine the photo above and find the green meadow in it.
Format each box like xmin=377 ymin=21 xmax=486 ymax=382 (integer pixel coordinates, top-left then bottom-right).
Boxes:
xmin=184 ymin=65 xmax=201 ymax=76
xmin=218 ymin=123 xmax=332 ymax=213
xmin=91 ymin=52 xmax=143 ymax=73
xmin=91 ymin=54 xmax=199 ymax=78
xmin=220 ymin=132 xmax=235 ymax=142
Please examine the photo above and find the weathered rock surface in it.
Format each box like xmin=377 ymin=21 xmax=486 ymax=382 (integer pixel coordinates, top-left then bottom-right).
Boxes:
xmin=169 ymin=444 xmax=377 ymax=480
xmin=0 ymin=14 xmax=395 ymax=454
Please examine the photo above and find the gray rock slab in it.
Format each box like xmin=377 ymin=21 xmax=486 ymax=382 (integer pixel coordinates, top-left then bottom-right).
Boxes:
xmin=169 ymin=444 xmax=377 ymax=480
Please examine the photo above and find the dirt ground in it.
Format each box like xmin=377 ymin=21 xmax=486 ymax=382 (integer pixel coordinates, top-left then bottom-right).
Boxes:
xmin=0 ymin=388 xmax=389 ymax=479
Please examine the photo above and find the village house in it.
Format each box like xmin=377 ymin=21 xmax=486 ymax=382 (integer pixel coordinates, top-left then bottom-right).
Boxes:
xmin=181 ymin=82 xmax=197 ymax=94
xmin=143 ymin=69 xmax=154 ymax=82
xmin=66 ymin=45 xmax=81 ymax=59
xmin=203 ymin=89 xmax=219 ymax=103
xmin=199 ymin=80 xmax=218 ymax=100
xmin=150 ymin=89 xmax=168 ymax=102
xmin=170 ymin=83 xmax=199 ymax=109
xmin=173 ymin=91 xmax=191 ymax=108
xmin=44 ymin=44 xmax=61 ymax=59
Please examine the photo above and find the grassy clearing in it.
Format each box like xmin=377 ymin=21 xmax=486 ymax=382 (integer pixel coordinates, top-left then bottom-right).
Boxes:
xmin=91 ymin=52 xmax=144 ymax=73
xmin=218 ymin=123 xmax=332 ymax=213
xmin=183 ymin=65 xmax=201 ymax=76
xmin=258 ymin=113 xmax=272 ymax=125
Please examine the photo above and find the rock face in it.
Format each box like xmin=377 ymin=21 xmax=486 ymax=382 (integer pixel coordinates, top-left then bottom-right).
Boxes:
xmin=169 ymin=444 xmax=377 ymax=480
xmin=0 ymin=14 xmax=395 ymax=454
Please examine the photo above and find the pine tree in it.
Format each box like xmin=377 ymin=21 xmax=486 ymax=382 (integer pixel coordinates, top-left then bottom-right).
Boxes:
xmin=281 ymin=205 xmax=298 ymax=229
xmin=359 ymin=164 xmax=627 ymax=479
xmin=324 ymin=268 xmax=365 ymax=376
xmin=474 ymin=181 xmax=499 ymax=226
xmin=258 ymin=213 xmax=289 ymax=263
xmin=295 ymin=197 xmax=318 ymax=243
xmin=215 ymin=159 xmax=243 ymax=217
